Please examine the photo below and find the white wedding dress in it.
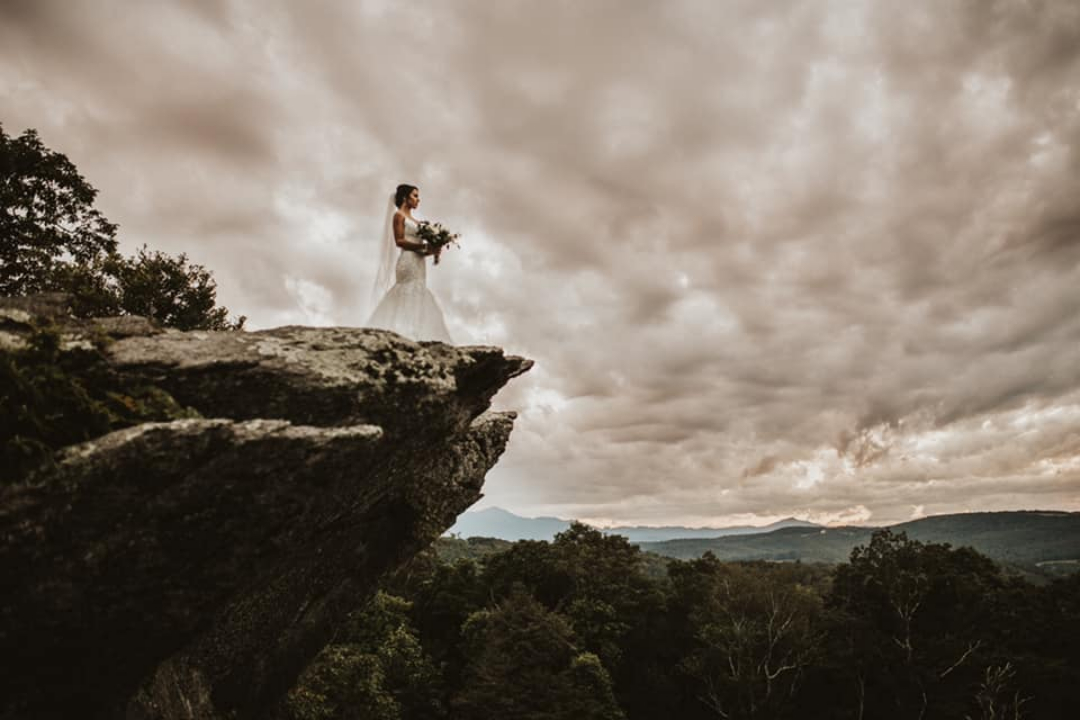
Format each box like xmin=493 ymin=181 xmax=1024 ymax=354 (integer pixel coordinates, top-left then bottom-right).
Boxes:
xmin=367 ymin=212 xmax=453 ymax=343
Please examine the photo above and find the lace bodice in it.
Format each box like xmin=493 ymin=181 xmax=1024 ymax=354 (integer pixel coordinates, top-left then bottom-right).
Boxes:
xmin=368 ymin=211 xmax=451 ymax=343
xmin=400 ymin=212 xmax=421 ymax=241
xmin=395 ymin=213 xmax=426 ymax=284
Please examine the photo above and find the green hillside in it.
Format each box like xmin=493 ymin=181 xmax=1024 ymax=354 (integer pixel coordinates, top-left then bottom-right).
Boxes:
xmin=635 ymin=511 xmax=1080 ymax=571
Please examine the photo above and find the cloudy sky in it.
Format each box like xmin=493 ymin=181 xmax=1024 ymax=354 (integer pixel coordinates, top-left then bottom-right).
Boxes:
xmin=3 ymin=0 xmax=1079 ymax=527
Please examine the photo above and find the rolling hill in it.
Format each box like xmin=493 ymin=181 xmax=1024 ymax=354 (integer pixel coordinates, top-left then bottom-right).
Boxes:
xmin=635 ymin=511 xmax=1080 ymax=570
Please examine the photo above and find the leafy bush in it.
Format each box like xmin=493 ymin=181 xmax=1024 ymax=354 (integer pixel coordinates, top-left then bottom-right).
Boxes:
xmin=0 ymin=322 xmax=197 ymax=483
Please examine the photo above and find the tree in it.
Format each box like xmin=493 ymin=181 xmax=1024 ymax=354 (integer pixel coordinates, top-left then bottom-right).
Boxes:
xmin=476 ymin=524 xmax=670 ymax=714
xmin=669 ymin=555 xmax=823 ymax=720
xmin=966 ymin=663 xmax=1030 ymax=720
xmin=826 ymin=530 xmax=1008 ymax=720
xmin=393 ymin=555 xmax=486 ymax=693
xmin=1 ymin=125 xmax=243 ymax=330
xmin=987 ymin=572 xmax=1080 ymax=719
xmin=110 ymin=245 xmax=244 ymax=330
xmin=0 ymin=125 xmax=118 ymax=296
xmin=285 ymin=592 xmax=444 ymax=720
xmin=451 ymin=586 xmax=625 ymax=720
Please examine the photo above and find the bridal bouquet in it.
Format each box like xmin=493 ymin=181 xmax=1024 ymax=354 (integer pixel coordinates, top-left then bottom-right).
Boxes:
xmin=416 ymin=220 xmax=461 ymax=265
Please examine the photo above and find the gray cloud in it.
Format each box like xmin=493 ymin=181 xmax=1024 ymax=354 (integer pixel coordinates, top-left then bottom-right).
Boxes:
xmin=3 ymin=0 xmax=1079 ymax=526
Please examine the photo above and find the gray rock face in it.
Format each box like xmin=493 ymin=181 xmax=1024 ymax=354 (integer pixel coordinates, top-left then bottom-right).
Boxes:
xmin=0 ymin=300 xmax=531 ymax=719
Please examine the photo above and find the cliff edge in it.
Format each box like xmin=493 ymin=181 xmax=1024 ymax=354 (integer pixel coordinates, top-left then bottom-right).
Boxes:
xmin=0 ymin=295 xmax=532 ymax=719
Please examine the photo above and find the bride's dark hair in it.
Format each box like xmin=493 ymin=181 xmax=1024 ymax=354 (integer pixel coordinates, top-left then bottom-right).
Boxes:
xmin=395 ymin=184 xmax=418 ymax=208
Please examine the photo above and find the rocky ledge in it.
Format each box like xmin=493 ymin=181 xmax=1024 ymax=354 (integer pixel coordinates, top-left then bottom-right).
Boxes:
xmin=0 ymin=296 xmax=532 ymax=719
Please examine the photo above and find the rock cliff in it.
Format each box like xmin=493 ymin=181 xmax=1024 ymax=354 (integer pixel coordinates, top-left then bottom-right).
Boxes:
xmin=0 ymin=296 xmax=532 ymax=719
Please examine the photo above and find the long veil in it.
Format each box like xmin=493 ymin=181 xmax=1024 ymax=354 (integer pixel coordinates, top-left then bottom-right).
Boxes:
xmin=369 ymin=192 xmax=398 ymax=314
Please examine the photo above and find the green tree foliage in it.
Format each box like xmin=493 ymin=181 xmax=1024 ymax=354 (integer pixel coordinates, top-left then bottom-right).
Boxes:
xmin=451 ymin=586 xmax=624 ymax=720
xmin=0 ymin=125 xmax=118 ymax=296
xmin=1 ymin=124 xmax=243 ymax=330
xmin=0 ymin=324 xmax=196 ymax=482
xmin=481 ymin=538 xmax=568 ymax=604
xmin=286 ymin=648 xmax=397 ymax=720
xmin=395 ymin=555 xmax=488 ymax=692
xmin=288 ymin=526 xmax=1078 ymax=720
xmin=285 ymin=592 xmax=443 ymax=720
xmin=433 ymin=536 xmax=513 ymax=564
xmin=109 ymin=245 xmax=244 ymax=330
xmin=985 ymin=571 xmax=1080 ymax=718
xmin=1 ymin=326 xmax=111 ymax=478
xmin=669 ymin=555 xmax=823 ymax=720
xmin=826 ymin=530 xmax=1010 ymax=719
xmin=966 ymin=663 xmax=1030 ymax=720
xmin=481 ymin=523 xmax=660 ymax=670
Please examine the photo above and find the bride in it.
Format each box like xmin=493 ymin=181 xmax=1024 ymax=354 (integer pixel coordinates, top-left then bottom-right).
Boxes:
xmin=367 ymin=184 xmax=453 ymax=343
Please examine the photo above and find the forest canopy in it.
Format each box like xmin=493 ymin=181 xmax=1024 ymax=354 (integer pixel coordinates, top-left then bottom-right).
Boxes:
xmin=286 ymin=524 xmax=1080 ymax=720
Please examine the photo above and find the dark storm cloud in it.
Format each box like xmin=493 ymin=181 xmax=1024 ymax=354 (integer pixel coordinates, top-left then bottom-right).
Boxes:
xmin=3 ymin=0 xmax=1079 ymax=525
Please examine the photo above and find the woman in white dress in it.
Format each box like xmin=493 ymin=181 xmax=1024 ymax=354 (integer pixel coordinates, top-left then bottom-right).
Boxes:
xmin=368 ymin=184 xmax=453 ymax=343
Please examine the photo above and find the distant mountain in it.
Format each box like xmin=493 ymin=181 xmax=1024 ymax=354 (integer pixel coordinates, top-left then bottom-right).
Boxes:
xmin=447 ymin=507 xmax=820 ymax=543
xmin=635 ymin=511 xmax=1080 ymax=571
xmin=606 ymin=517 xmax=819 ymax=543
xmin=448 ymin=507 xmax=571 ymax=541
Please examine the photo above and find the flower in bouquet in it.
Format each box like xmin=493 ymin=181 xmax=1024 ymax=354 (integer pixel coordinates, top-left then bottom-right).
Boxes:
xmin=416 ymin=220 xmax=461 ymax=264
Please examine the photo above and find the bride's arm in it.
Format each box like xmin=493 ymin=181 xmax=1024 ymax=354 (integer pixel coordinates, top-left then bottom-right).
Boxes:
xmin=393 ymin=214 xmax=430 ymax=254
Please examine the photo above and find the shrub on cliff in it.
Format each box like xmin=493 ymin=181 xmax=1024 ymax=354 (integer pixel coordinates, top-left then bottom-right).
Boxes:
xmin=0 ymin=323 xmax=196 ymax=483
